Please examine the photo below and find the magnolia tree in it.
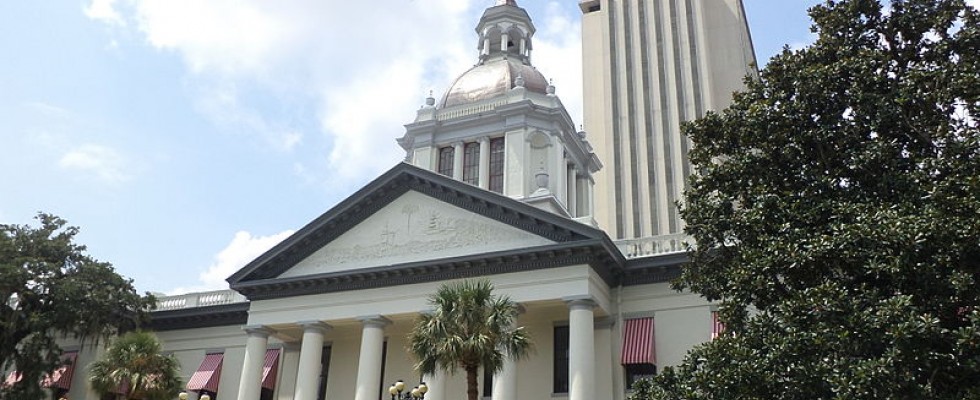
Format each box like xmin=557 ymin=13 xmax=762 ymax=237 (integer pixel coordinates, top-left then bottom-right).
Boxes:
xmin=637 ymin=0 xmax=980 ymax=398
xmin=1 ymin=214 xmax=154 ymax=400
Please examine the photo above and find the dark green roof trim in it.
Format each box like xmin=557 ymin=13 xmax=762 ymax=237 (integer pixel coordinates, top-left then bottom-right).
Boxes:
xmin=234 ymin=240 xmax=619 ymax=301
xmin=621 ymin=252 xmax=689 ymax=285
xmin=148 ymin=302 xmax=250 ymax=331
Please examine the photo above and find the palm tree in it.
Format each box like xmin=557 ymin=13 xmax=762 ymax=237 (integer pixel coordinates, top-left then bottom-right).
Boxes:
xmin=408 ymin=279 xmax=532 ymax=400
xmin=89 ymin=331 xmax=182 ymax=400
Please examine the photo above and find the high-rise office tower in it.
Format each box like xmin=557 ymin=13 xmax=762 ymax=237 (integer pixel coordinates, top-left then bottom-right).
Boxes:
xmin=579 ymin=0 xmax=756 ymax=240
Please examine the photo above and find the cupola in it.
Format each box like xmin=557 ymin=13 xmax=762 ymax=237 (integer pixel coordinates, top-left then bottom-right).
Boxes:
xmin=398 ymin=0 xmax=602 ymax=225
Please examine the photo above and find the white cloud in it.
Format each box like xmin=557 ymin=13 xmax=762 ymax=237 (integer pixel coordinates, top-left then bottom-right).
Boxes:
xmin=83 ymin=0 xmax=124 ymax=26
xmin=192 ymin=81 xmax=305 ymax=151
xmin=533 ymin=1 xmax=585 ymax=126
xmin=84 ymin=0 xmax=559 ymax=189
xmin=170 ymin=230 xmax=294 ymax=294
xmin=58 ymin=144 xmax=132 ymax=183
xmin=968 ymin=0 xmax=980 ymax=9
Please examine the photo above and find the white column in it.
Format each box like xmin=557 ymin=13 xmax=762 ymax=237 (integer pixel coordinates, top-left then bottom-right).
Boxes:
xmin=586 ymin=177 xmax=595 ymax=219
xmin=277 ymin=344 xmax=302 ymax=400
xmin=478 ymin=136 xmax=490 ymax=190
xmin=452 ymin=141 xmax=464 ymax=181
xmin=483 ymin=37 xmax=491 ymax=55
xmin=354 ymin=315 xmax=391 ymax=400
xmin=294 ymin=321 xmax=330 ymax=400
xmin=520 ymin=37 xmax=527 ymax=57
xmin=422 ymin=371 xmax=447 ymax=400
xmin=568 ymin=166 xmax=579 ymax=217
xmin=492 ymin=305 xmax=523 ymax=400
xmin=501 ymin=32 xmax=510 ymax=54
xmin=566 ymin=298 xmax=596 ymax=400
xmin=238 ymin=325 xmax=274 ymax=400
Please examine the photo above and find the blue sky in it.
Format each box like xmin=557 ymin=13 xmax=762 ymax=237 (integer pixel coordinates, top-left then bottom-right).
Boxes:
xmin=1 ymin=0 xmax=826 ymax=295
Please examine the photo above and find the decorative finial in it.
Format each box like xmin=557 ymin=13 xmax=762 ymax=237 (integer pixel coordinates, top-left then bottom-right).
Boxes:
xmin=425 ymin=90 xmax=435 ymax=107
xmin=496 ymin=0 xmax=518 ymax=6
xmin=546 ymin=79 xmax=556 ymax=96
xmin=515 ymin=73 xmax=525 ymax=88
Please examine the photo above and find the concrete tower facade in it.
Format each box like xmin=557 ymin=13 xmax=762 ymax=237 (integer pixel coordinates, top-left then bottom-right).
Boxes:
xmin=579 ymin=0 xmax=756 ymax=241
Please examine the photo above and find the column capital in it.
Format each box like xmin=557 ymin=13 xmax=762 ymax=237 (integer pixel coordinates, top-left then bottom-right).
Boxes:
xmin=242 ymin=325 xmax=275 ymax=338
xmin=451 ymin=141 xmax=464 ymax=148
xmin=357 ymin=315 xmax=392 ymax=328
xmin=594 ymin=317 xmax=615 ymax=329
xmin=563 ymin=295 xmax=597 ymax=310
xmin=298 ymin=320 xmax=332 ymax=334
xmin=478 ymin=136 xmax=491 ymax=144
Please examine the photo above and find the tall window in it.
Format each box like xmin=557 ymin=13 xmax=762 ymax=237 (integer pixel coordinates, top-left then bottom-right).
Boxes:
xmin=624 ymin=364 xmax=657 ymax=389
xmin=316 ymin=346 xmax=332 ymax=400
xmin=463 ymin=142 xmax=480 ymax=185
xmin=482 ymin=367 xmax=493 ymax=398
xmin=438 ymin=147 xmax=455 ymax=177
xmin=553 ymin=325 xmax=569 ymax=394
xmin=488 ymin=137 xmax=505 ymax=193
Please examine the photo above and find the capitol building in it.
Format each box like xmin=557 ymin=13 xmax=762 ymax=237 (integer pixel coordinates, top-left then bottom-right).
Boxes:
xmin=46 ymin=1 xmax=756 ymax=399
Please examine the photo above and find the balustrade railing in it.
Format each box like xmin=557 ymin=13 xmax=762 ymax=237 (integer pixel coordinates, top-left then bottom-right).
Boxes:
xmin=155 ymin=289 xmax=246 ymax=311
xmin=614 ymin=233 xmax=691 ymax=258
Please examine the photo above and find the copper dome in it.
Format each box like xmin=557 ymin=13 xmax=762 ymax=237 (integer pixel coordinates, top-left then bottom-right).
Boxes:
xmin=438 ymin=58 xmax=549 ymax=109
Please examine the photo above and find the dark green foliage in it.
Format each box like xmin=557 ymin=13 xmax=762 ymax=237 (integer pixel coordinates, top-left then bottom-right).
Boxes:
xmin=639 ymin=0 xmax=980 ymax=398
xmin=408 ymin=280 xmax=532 ymax=400
xmin=0 ymin=214 xmax=155 ymax=400
xmin=89 ymin=331 xmax=182 ymax=400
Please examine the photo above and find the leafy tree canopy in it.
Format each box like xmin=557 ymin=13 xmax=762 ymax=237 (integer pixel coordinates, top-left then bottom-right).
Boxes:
xmin=408 ymin=279 xmax=532 ymax=400
xmin=0 ymin=213 xmax=155 ymax=400
xmin=639 ymin=0 xmax=980 ymax=398
xmin=89 ymin=331 xmax=182 ymax=400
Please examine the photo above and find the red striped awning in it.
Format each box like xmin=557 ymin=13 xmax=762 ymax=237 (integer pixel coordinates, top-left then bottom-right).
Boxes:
xmin=711 ymin=311 xmax=725 ymax=340
xmin=186 ymin=353 xmax=224 ymax=393
xmin=5 ymin=351 xmax=79 ymax=389
xmin=42 ymin=351 xmax=79 ymax=390
xmin=621 ymin=317 xmax=655 ymax=365
xmin=4 ymin=371 xmax=22 ymax=387
xmin=261 ymin=349 xmax=281 ymax=390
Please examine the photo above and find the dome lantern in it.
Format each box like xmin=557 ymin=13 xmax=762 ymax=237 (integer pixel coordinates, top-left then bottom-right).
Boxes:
xmin=476 ymin=0 xmax=535 ymax=64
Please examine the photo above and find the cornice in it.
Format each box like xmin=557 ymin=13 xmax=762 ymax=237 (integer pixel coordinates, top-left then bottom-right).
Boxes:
xmin=148 ymin=302 xmax=250 ymax=331
xmin=233 ymin=240 xmax=615 ymax=301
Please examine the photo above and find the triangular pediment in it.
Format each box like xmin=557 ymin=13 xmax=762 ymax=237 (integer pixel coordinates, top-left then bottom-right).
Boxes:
xmin=279 ymin=190 xmax=556 ymax=277
xmin=227 ymin=163 xmax=618 ymax=299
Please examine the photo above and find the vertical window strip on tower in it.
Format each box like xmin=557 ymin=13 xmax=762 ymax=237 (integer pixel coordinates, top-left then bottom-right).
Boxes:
xmin=463 ymin=142 xmax=480 ymax=185
xmin=653 ymin=0 xmax=678 ymax=235
xmin=438 ymin=147 xmax=455 ymax=177
xmin=639 ymin=0 xmax=662 ymax=236
xmin=667 ymin=0 xmax=688 ymax=231
xmin=684 ymin=0 xmax=704 ymax=119
xmin=608 ymin=0 xmax=626 ymax=239
xmin=624 ymin=0 xmax=643 ymax=239
xmin=489 ymin=137 xmax=505 ymax=193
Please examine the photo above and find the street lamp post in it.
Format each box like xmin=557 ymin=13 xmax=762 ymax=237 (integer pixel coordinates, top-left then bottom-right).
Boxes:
xmin=178 ymin=392 xmax=210 ymax=400
xmin=388 ymin=380 xmax=428 ymax=400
